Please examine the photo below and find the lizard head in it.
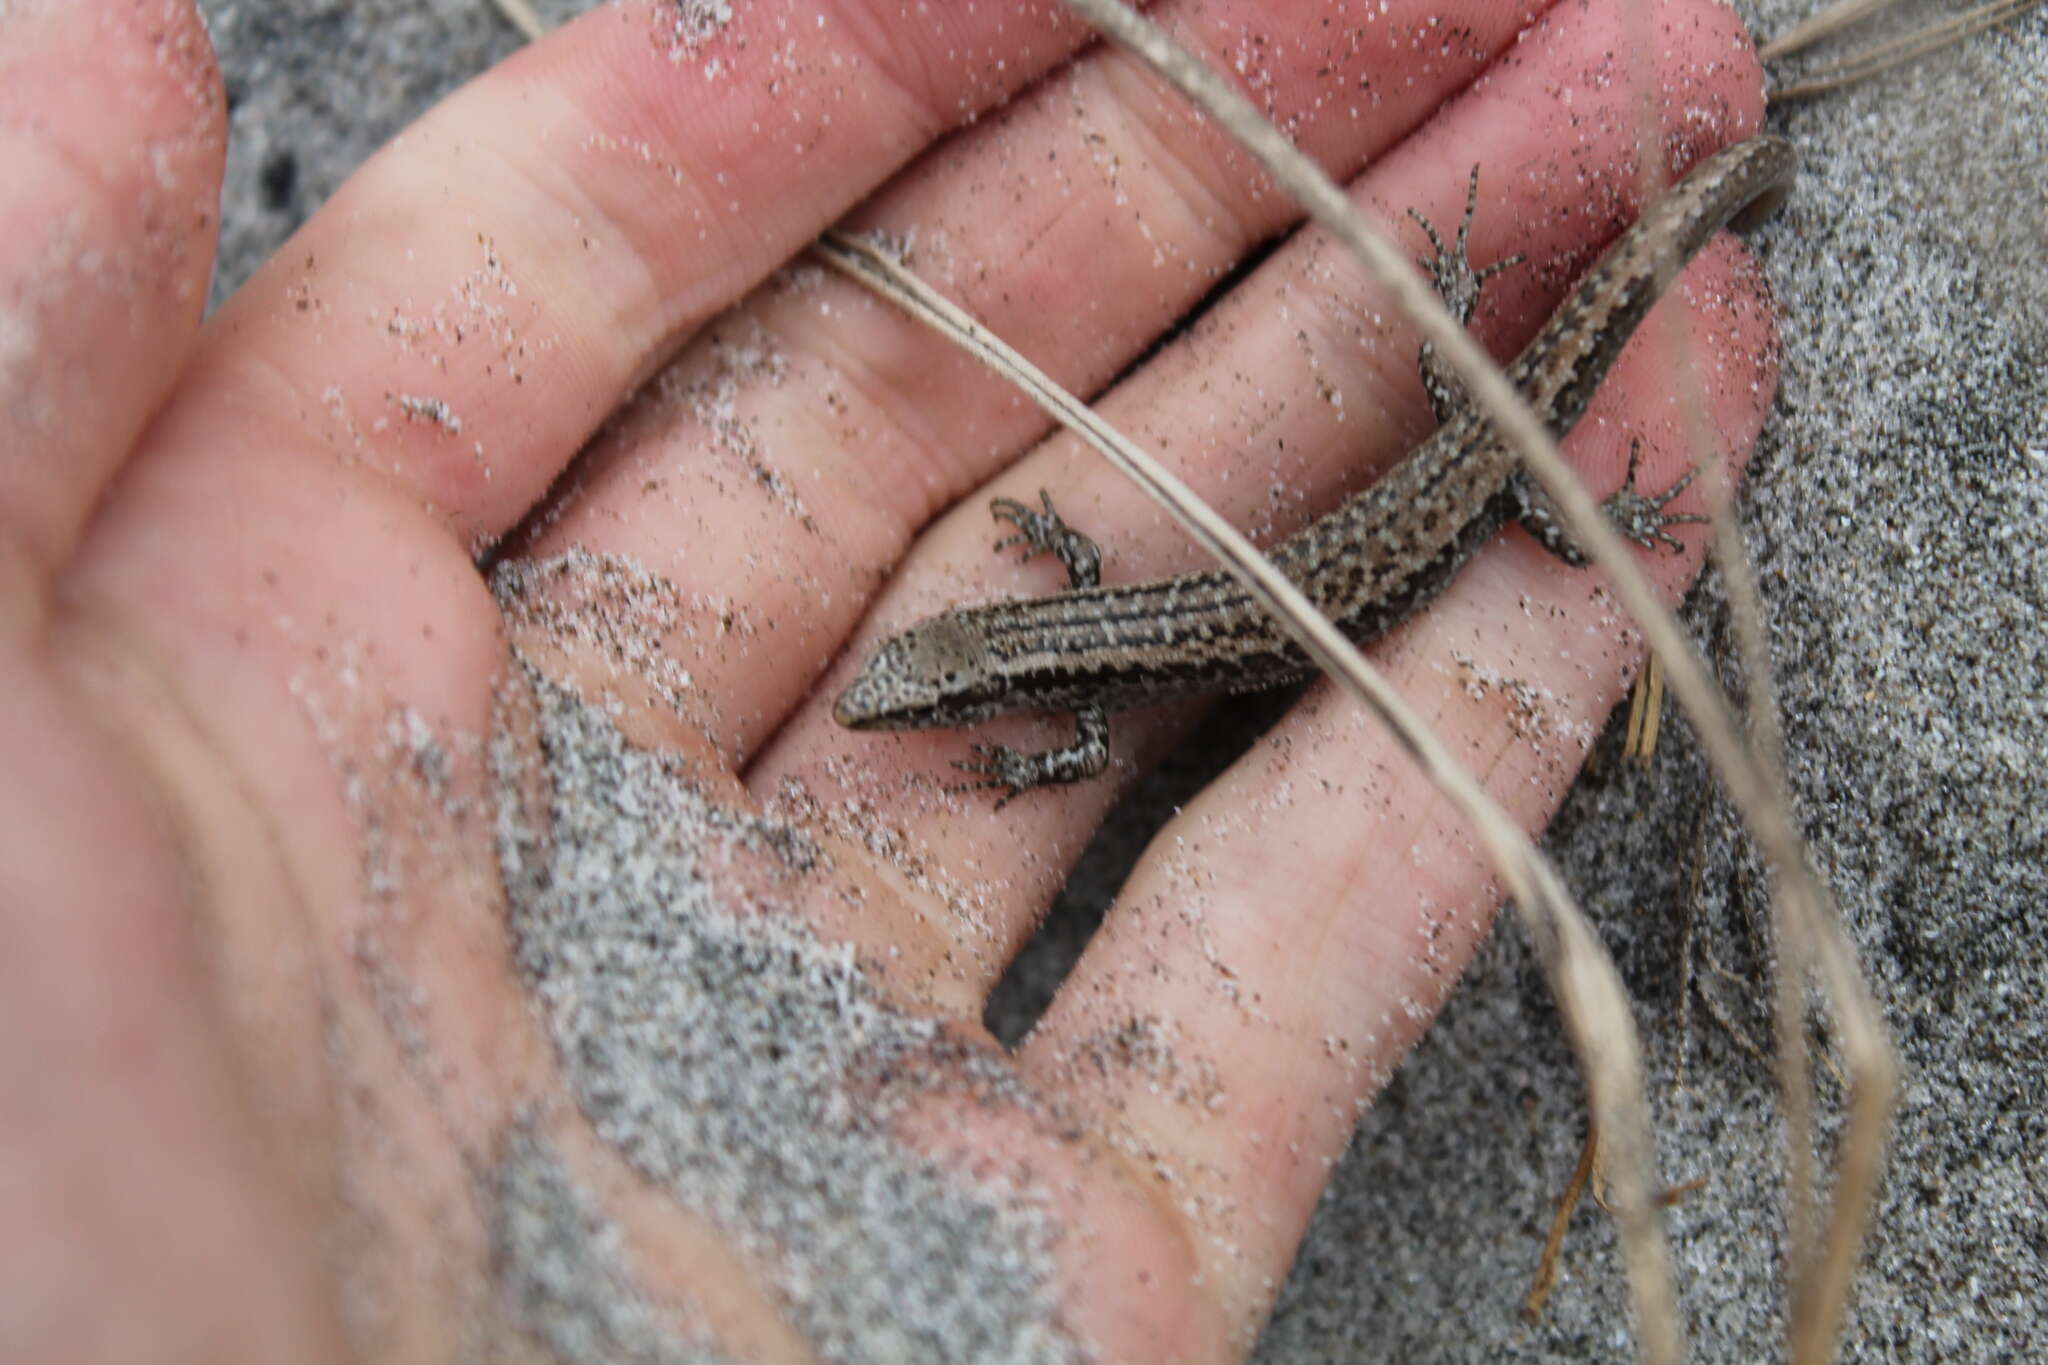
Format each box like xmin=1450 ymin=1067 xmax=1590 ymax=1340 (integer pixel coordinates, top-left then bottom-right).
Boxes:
xmin=833 ymin=614 xmax=999 ymax=731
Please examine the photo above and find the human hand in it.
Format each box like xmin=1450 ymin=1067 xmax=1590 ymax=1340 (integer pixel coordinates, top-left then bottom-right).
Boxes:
xmin=0 ymin=1 xmax=1776 ymax=1359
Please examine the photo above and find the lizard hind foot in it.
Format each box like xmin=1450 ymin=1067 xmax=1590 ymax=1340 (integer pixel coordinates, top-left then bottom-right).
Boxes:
xmin=1515 ymin=438 xmax=1712 ymax=564
xmin=1604 ymin=438 xmax=1710 ymax=554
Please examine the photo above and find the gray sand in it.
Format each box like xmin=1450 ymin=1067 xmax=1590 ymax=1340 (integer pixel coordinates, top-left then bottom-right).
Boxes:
xmin=203 ymin=0 xmax=2046 ymax=1359
xmin=491 ymin=1127 xmax=732 ymax=1365
xmin=486 ymin=643 xmax=1074 ymax=1363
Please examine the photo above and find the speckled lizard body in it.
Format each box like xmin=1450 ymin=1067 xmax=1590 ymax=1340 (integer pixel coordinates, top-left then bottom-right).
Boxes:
xmin=833 ymin=135 xmax=1796 ymax=798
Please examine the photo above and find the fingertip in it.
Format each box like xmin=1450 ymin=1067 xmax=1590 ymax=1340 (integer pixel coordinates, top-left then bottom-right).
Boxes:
xmin=0 ymin=0 xmax=226 ymax=592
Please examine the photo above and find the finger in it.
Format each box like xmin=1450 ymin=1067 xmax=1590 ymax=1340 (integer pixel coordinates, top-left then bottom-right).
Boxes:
xmin=49 ymin=0 xmax=1112 ymax=998
xmin=166 ymin=0 xmax=1099 ymax=551
xmin=0 ymin=0 xmax=223 ymax=613
xmin=754 ymin=0 xmax=1766 ymax=982
xmin=514 ymin=0 xmax=1549 ymax=765
xmin=1020 ymin=233 xmax=1783 ymax=1332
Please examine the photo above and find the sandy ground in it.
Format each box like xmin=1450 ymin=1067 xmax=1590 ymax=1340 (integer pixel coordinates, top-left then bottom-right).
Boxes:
xmin=199 ymin=0 xmax=2045 ymax=1359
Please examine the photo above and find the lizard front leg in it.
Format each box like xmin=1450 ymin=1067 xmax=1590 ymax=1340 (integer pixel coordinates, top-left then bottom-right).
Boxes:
xmin=1410 ymin=164 xmax=1524 ymax=423
xmin=952 ymin=491 xmax=1114 ymax=804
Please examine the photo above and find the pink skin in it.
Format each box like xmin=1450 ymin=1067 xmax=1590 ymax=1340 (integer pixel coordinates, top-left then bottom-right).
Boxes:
xmin=0 ymin=0 xmax=1773 ymax=1360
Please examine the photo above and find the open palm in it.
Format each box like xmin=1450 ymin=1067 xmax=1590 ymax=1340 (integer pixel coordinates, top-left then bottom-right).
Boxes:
xmin=1 ymin=0 xmax=1779 ymax=1359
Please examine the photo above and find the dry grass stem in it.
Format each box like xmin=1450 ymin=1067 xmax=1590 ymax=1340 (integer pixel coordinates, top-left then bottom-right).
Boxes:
xmin=1759 ymin=0 xmax=1909 ymax=58
xmin=1524 ymin=1126 xmax=1602 ymax=1322
xmin=486 ymin=0 xmax=547 ymax=43
xmin=1624 ymin=655 xmax=1667 ymax=762
xmin=1768 ymin=0 xmax=2047 ymax=101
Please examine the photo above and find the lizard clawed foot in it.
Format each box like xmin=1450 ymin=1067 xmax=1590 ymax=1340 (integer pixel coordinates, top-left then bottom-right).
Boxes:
xmin=1602 ymin=438 xmax=1711 ymax=553
xmin=950 ymin=744 xmax=1043 ymax=810
xmin=1409 ymin=164 xmax=1524 ymax=421
xmin=989 ymin=489 xmax=1102 ymax=591
xmin=949 ymin=704 xmax=1112 ymax=807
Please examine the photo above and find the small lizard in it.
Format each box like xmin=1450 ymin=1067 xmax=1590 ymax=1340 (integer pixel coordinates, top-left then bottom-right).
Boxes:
xmin=833 ymin=135 xmax=1796 ymax=800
